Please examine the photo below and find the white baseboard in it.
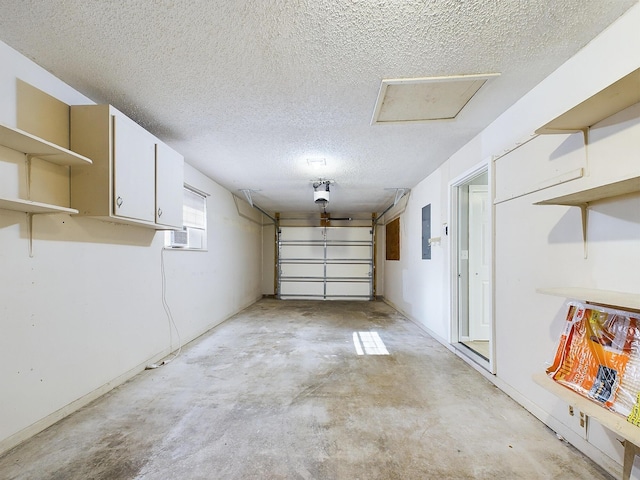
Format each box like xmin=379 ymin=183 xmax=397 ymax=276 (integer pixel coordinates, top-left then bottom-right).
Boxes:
xmin=0 ymin=350 xmax=167 ymax=455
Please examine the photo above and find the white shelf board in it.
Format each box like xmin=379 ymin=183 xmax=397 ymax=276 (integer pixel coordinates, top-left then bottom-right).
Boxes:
xmin=536 ymin=68 xmax=640 ymax=134
xmin=537 ymin=287 xmax=640 ymax=311
xmin=533 ymin=373 xmax=640 ymax=445
xmin=0 ymin=197 xmax=78 ymax=214
xmin=0 ymin=123 xmax=92 ymax=166
xmin=534 ymin=176 xmax=640 ymax=207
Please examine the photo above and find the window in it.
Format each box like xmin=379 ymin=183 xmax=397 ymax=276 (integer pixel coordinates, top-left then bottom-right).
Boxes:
xmin=165 ymin=185 xmax=207 ymax=250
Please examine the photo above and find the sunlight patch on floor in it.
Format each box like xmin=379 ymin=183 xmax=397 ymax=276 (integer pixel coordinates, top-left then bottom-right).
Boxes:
xmin=353 ymin=331 xmax=389 ymax=355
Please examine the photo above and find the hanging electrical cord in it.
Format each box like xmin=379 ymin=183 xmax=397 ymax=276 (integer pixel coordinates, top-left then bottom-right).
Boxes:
xmin=146 ymin=247 xmax=182 ymax=369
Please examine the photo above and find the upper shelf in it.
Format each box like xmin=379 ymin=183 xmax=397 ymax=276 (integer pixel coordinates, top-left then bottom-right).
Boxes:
xmin=0 ymin=197 xmax=79 ymax=214
xmin=0 ymin=123 xmax=92 ymax=166
xmin=536 ymin=68 xmax=640 ymax=134
xmin=537 ymin=287 xmax=640 ymax=311
xmin=534 ymin=176 xmax=640 ymax=207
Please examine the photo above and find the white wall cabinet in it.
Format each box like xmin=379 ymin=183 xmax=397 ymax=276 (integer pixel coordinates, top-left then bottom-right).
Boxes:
xmin=155 ymin=142 xmax=184 ymax=228
xmin=70 ymin=105 xmax=184 ymax=229
xmin=112 ymin=113 xmax=156 ymax=223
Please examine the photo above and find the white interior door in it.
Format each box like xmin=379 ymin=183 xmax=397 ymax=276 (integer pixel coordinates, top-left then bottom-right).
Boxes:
xmin=469 ymin=185 xmax=490 ymax=340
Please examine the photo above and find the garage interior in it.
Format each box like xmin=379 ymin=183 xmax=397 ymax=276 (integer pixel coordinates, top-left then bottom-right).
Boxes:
xmin=0 ymin=2 xmax=639 ymax=479
xmin=0 ymin=300 xmax=612 ymax=479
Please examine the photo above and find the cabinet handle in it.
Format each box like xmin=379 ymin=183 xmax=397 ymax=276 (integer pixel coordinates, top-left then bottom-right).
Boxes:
xmin=116 ymin=196 xmax=123 ymax=208
xmin=158 ymin=208 xmax=163 ymax=217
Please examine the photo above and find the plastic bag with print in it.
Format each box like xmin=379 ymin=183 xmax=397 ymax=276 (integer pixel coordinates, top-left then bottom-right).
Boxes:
xmin=546 ymin=301 xmax=640 ymax=414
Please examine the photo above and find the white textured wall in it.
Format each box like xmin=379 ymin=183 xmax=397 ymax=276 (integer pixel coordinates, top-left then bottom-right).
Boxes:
xmin=383 ymin=168 xmax=450 ymax=342
xmin=383 ymin=4 xmax=640 ymax=478
xmin=262 ymin=223 xmax=276 ymax=295
xmin=0 ymin=42 xmax=262 ymax=453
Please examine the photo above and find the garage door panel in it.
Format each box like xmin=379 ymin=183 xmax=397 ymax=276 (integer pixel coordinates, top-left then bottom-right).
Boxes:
xmin=326 ymin=263 xmax=370 ymax=278
xmin=326 ymin=245 xmax=371 ymax=259
xmin=280 ymin=263 xmax=324 ymax=277
xmin=325 ymin=281 xmax=371 ymax=298
xmin=326 ymin=227 xmax=371 ymax=241
xmin=280 ymin=227 xmax=324 ymax=241
xmin=280 ymin=281 xmax=325 ymax=297
xmin=280 ymin=244 xmax=324 ymax=259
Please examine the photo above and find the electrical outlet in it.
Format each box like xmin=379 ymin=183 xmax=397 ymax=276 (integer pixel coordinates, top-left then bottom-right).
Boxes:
xmin=568 ymin=405 xmax=588 ymax=439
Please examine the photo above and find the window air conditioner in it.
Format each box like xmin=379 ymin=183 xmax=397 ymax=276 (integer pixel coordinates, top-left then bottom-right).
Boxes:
xmin=168 ymin=228 xmax=189 ymax=248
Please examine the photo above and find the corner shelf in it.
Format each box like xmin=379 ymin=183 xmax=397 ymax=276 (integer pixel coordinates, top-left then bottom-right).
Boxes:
xmin=536 ymin=68 xmax=640 ymax=134
xmin=0 ymin=198 xmax=78 ymax=215
xmin=0 ymin=122 xmax=93 ymax=256
xmin=536 ymin=287 xmax=640 ymax=311
xmin=0 ymin=123 xmax=93 ymax=217
xmin=0 ymin=123 xmax=92 ymax=166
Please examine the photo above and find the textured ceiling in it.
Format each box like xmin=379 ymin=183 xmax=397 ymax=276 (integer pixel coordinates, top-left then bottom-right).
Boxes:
xmin=0 ymin=0 xmax=636 ymax=214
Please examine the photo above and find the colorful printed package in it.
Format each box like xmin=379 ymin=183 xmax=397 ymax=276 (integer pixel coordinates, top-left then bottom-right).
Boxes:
xmin=546 ymin=302 xmax=640 ymax=417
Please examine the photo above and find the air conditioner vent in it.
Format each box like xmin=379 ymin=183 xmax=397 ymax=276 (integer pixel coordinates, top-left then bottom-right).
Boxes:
xmin=168 ymin=229 xmax=188 ymax=248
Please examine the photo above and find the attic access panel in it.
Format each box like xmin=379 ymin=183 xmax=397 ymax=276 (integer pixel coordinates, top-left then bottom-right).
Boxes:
xmin=372 ymin=74 xmax=500 ymax=124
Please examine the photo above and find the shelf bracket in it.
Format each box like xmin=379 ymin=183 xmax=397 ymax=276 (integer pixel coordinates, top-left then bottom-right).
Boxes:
xmin=581 ymin=128 xmax=591 ymax=179
xmin=579 ymin=203 xmax=588 ymax=259
xmin=623 ymin=440 xmax=639 ymax=480
xmin=25 ymin=154 xmax=34 ymax=200
xmin=27 ymin=212 xmax=34 ymax=258
xmin=240 ymin=189 xmax=254 ymax=207
xmin=580 ymin=128 xmax=589 ymax=146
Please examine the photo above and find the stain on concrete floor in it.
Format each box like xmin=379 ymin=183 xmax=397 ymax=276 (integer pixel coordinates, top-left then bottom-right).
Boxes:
xmin=0 ymin=299 xmax=613 ymax=479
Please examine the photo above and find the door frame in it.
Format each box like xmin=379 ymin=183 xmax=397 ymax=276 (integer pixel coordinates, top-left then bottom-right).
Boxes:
xmin=449 ymin=158 xmax=496 ymax=374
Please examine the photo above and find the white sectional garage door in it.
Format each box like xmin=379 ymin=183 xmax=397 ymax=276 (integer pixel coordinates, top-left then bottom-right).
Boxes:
xmin=278 ymin=226 xmax=373 ymax=300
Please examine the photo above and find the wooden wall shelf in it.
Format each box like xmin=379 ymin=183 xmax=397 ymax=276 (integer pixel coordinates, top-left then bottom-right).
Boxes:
xmin=0 ymin=197 xmax=78 ymax=215
xmin=534 ymin=176 xmax=640 ymax=207
xmin=533 ymin=373 xmax=640 ymax=444
xmin=0 ymin=123 xmax=91 ymax=216
xmin=534 ymin=176 xmax=640 ymax=258
xmin=0 ymin=123 xmax=92 ymax=166
xmin=537 ymin=287 xmax=640 ymax=311
xmin=534 ymin=373 xmax=640 ymax=480
xmin=536 ymin=68 xmax=640 ymax=134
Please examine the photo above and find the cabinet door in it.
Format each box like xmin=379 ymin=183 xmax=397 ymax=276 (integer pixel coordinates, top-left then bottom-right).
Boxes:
xmin=155 ymin=142 xmax=184 ymax=228
xmin=112 ymin=113 xmax=156 ymax=222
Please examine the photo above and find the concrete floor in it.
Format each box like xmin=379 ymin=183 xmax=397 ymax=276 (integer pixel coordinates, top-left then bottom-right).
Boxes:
xmin=0 ymin=299 xmax=612 ymax=479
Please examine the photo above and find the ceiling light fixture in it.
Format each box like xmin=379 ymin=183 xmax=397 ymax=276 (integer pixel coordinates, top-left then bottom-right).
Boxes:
xmin=312 ymin=180 xmax=331 ymax=205
xmin=307 ymin=158 xmax=326 ymax=169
